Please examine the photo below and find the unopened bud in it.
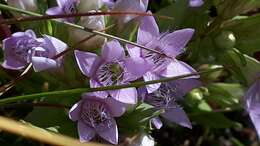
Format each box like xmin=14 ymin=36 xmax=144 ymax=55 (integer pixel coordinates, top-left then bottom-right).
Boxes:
xmin=7 ymin=0 xmax=38 ymax=16
xmin=214 ymin=31 xmax=236 ymax=50
xmin=77 ymin=0 xmax=103 ymax=13
xmin=69 ymin=10 xmax=106 ymax=49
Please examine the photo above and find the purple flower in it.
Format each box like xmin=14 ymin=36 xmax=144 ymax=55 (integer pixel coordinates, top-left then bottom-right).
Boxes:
xmin=103 ymin=0 xmax=149 ymax=23
xmin=189 ymin=0 xmax=204 ymax=7
xmin=126 ymin=14 xmax=198 ymax=93
xmin=46 ymin=0 xmax=78 ymax=22
xmin=69 ymin=92 xmax=127 ymax=144
xmin=2 ymin=30 xmax=67 ymax=72
xmin=140 ymin=79 xmax=201 ymax=129
xmin=74 ymin=40 xmax=147 ymax=104
xmin=244 ymin=79 xmax=260 ymax=138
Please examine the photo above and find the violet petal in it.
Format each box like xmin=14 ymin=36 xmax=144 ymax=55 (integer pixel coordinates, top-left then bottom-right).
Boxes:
xmin=97 ymin=118 xmax=118 ymax=145
xmin=77 ymin=120 xmax=96 ymax=143
xmin=161 ymin=107 xmax=192 ymax=129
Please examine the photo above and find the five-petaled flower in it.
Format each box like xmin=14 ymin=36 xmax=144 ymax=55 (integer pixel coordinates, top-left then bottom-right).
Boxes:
xmin=74 ymin=40 xmax=147 ymax=104
xmin=139 ymin=79 xmax=201 ymax=129
xmin=69 ymin=92 xmax=127 ymax=144
xmin=126 ymin=14 xmax=198 ymax=93
xmin=2 ymin=30 xmax=67 ymax=72
xmin=244 ymin=79 xmax=260 ymax=138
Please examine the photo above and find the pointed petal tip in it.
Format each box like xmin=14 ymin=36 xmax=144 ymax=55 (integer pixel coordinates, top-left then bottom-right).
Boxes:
xmin=78 ymin=121 xmax=96 ymax=143
xmin=97 ymin=118 xmax=118 ymax=144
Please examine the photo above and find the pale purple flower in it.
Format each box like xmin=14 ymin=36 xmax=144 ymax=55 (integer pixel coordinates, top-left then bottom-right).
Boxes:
xmin=2 ymin=30 xmax=67 ymax=72
xmin=103 ymin=0 xmax=149 ymax=23
xmin=46 ymin=0 xmax=78 ymax=22
xmin=126 ymin=14 xmax=198 ymax=93
xmin=189 ymin=0 xmax=204 ymax=7
xmin=140 ymin=79 xmax=201 ymax=129
xmin=69 ymin=92 xmax=127 ymax=144
xmin=74 ymin=40 xmax=148 ymax=104
xmin=244 ymin=79 xmax=260 ymax=138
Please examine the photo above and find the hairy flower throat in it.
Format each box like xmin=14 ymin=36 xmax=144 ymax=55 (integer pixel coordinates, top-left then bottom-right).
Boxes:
xmin=147 ymin=83 xmax=179 ymax=109
xmin=14 ymin=38 xmax=39 ymax=63
xmin=97 ymin=62 xmax=124 ymax=86
xmin=81 ymin=101 xmax=112 ymax=132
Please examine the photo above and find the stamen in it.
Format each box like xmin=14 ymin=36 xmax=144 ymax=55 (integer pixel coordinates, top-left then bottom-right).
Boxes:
xmin=146 ymin=83 xmax=180 ymax=109
xmin=81 ymin=101 xmax=112 ymax=132
xmin=97 ymin=62 xmax=124 ymax=86
xmin=13 ymin=37 xmax=39 ymax=63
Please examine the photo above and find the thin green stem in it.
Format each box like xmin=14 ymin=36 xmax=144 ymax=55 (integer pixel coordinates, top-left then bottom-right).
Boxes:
xmin=1 ymin=102 xmax=70 ymax=109
xmin=0 ymin=4 xmax=163 ymax=55
xmin=0 ymin=3 xmax=42 ymax=16
xmin=0 ymin=67 xmax=223 ymax=105
xmin=0 ymin=11 xmax=173 ymax=24
xmin=189 ymin=106 xmax=242 ymax=116
xmin=0 ymin=63 xmax=33 ymax=95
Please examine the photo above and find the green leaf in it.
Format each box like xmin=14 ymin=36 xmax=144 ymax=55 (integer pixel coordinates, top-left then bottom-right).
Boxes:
xmin=156 ymin=0 xmax=210 ymax=33
xmin=25 ymin=107 xmax=77 ymax=137
xmin=191 ymin=112 xmax=241 ymax=128
xmin=25 ymin=97 xmax=79 ymax=137
xmin=216 ymin=0 xmax=259 ymax=20
xmin=189 ymin=99 xmax=241 ymax=128
xmin=207 ymin=83 xmax=245 ymax=107
xmin=117 ymin=103 xmax=163 ymax=134
xmin=220 ymin=49 xmax=260 ymax=85
xmin=223 ymin=14 xmax=260 ymax=55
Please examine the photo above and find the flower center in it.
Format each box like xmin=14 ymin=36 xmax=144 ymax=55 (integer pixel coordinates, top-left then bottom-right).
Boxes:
xmin=146 ymin=83 xmax=179 ymax=109
xmin=14 ymin=38 xmax=39 ymax=63
xmin=81 ymin=101 xmax=112 ymax=132
xmin=97 ymin=62 xmax=124 ymax=86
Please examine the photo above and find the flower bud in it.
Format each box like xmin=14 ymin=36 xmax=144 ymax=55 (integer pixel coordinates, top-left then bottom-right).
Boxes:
xmin=69 ymin=10 xmax=106 ymax=49
xmin=214 ymin=31 xmax=236 ymax=50
xmin=77 ymin=0 xmax=103 ymax=13
xmin=7 ymin=0 xmax=38 ymax=16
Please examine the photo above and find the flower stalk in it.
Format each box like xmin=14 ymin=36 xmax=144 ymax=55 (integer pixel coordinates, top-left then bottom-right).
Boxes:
xmin=0 ymin=67 xmax=224 ymax=105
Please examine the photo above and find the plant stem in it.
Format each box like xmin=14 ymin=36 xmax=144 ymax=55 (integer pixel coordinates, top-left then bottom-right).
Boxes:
xmin=0 ymin=67 xmax=224 ymax=105
xmin=189 ymin=106 xmax=242 ymax=116
xmin=0 ymin=11 xmax=173 ymax=25
xmin=1 ymin=102 xmax=70 ymax=109
xmin=0 ymin=4 xmax=163 ymax=55
xmin=0 ymin=116 xmax=108 ymax=146
xmin=0 ymin=63 xmax=33 ymax=95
